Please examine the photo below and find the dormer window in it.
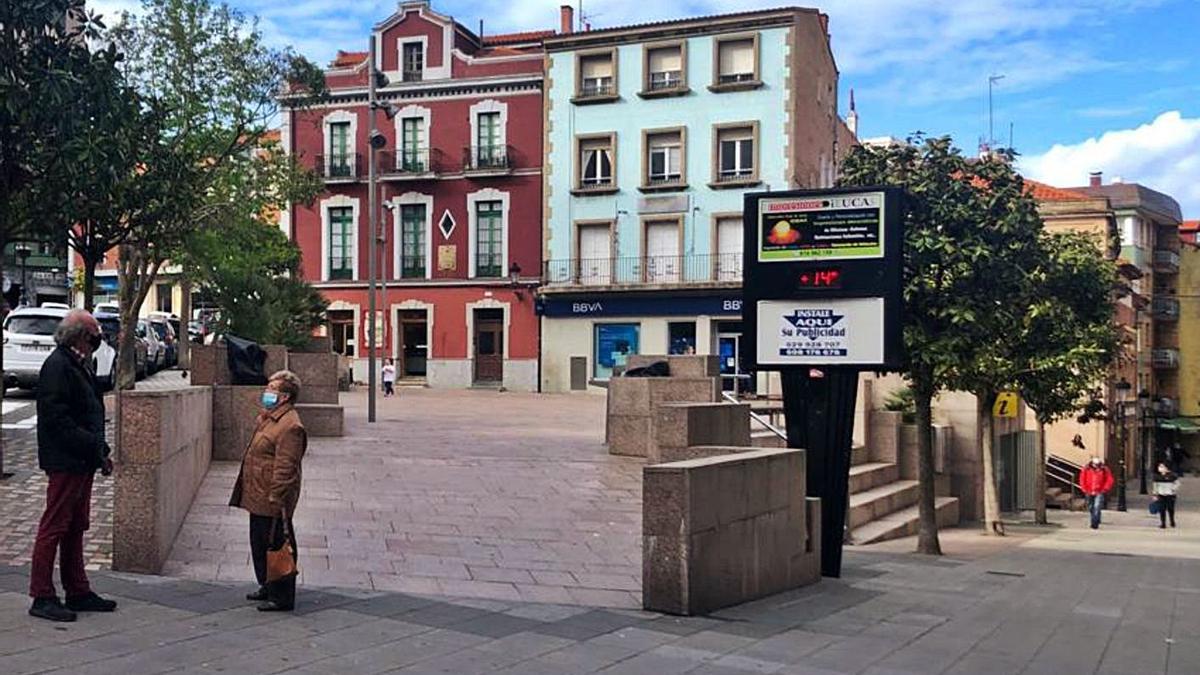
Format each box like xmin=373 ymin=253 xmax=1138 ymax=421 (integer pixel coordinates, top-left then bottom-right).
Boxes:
xmin=402 ymin=42 xmax=424 ymax=82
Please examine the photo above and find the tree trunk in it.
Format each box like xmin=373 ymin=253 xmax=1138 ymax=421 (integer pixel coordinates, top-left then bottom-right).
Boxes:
xmin=977 ymin=392 xmax=1006 ymax=535
xmin=82 ymin=255 xmax=97 ymax=312
xmin=0 ymin=257 xmax=6 ymax=478
xmin=178 ymin=278 xmax=192 ymax=369
xmin=1035 ymin=418 xmax=1048 ymax=525
xmin=115 ymin=247 xmax=138 ymax=390
xmin=913 ymin=375 xmax=942 ymax=555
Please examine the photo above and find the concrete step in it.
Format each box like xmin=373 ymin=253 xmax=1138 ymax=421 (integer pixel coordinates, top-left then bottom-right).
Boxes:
xmin=848 ymin=480 xmax=919 ymax=529
xmin=849 ymin=497 xmax=960 ymax=545
xmin=750 ymin=429 xmax=787 ymax=449
xmin=849 ymin=462 xmax=899 ymax=494
xmin=851 ymin=444 xmax=871 ymax=466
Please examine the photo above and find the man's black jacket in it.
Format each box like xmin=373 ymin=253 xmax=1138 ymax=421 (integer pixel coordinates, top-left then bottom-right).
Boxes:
xmin=37 ymin=345 xmax=108 ymax=474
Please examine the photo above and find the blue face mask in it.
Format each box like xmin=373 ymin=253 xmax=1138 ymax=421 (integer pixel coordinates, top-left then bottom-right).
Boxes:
xmin=261 ymin=391 xmax=280 ymax=409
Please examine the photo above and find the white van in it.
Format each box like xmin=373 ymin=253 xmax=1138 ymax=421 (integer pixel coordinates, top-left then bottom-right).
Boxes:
xmin=3 ymin=307 xmax=116 ymax=391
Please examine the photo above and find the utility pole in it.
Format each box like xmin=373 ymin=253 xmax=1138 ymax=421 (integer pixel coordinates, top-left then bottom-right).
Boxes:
xmin=366 ymin=36 xmax=379 ymax=423
xmin=988 ymin=74 xmax=1005 ymax=149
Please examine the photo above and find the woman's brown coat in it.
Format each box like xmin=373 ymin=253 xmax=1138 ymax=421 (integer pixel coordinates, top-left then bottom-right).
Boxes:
xmin=229 ymin=403 xmax=307 ymax=517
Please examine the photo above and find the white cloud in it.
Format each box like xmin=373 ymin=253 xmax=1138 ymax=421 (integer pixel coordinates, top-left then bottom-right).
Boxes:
xmin=1019 ymin=111 xmax=1200 ymax=217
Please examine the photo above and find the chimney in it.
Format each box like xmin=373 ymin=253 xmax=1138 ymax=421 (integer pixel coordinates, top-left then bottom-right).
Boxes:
xmin=560 ymin=5 xmax=574 ymax=34
xmin=1089 ymin=171 xmax=1102 ymax=187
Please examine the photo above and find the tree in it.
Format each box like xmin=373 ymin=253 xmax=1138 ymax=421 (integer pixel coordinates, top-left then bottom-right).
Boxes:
xmin=1017 ymin=232 xmax=1121 ymax=524
xmin=840 ymin=136 xmax=997 ymax=554
xmin=103 ymin=0 xmax=325 ymax=388
xmin=943 ymin=156 xmax=1048 ymax=536
xmin=0 ymin=0 xmax=115 ymax=476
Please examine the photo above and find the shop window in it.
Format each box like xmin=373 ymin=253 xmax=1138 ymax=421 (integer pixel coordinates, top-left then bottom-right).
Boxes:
xmin=594 ymin=323 xmax=639 ymax=379
xmin=668 ymin=322 xmax=696 ymax=355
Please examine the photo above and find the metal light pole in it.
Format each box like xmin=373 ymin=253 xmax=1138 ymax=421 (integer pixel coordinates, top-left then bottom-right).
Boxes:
xmin=988 ymin=74 xmax=1005 ymax=148
xmin=366 ymin=36 xmax=379 ymax=423
xmin=1138 ymin=388 xmax=1151 ymax=494
xmin=1115 ymin=379 xmax=1130 ymax=511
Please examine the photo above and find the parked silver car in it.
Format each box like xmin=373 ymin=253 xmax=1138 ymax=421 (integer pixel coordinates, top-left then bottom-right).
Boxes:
xmin=137 ymin=318 xmax=165 ymax=374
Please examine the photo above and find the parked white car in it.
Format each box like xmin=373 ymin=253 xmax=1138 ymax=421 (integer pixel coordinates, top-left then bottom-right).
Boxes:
xmin=2 ymin=307 xmax=116 ymax=391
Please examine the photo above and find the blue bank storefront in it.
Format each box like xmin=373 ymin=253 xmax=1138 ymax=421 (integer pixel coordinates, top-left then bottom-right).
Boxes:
xmin=537 ymin=290 xmax=752 ymax=393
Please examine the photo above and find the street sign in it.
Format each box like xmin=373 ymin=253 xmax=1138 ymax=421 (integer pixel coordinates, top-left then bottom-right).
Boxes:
xmin=993 ymin=392 xmax=1019 ymax=418
xmin=742 ymin=187 xmax=904 ymax=371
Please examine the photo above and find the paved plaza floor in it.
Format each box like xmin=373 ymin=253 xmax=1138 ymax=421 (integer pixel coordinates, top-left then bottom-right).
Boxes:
xmin=4 ymin=380 xmax=1200 ymax=672
xmin=165 ymin=388 xmax=645 ymax=607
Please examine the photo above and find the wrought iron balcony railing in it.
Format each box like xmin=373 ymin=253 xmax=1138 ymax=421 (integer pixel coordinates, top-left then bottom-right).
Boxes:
xmin=463 ymin=145 xmax=512 ymax=172
xmin=378 ymin=148 xmax=437 ymax=176
xmin=544 ymin=253 xmax=743 ymax=287
xmin=316 ymin=153 xmax=362 ymax=180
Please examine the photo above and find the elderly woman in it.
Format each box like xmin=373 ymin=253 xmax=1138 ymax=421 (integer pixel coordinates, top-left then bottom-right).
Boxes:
xmin=229 ymin=370 xmax=307 ymax=611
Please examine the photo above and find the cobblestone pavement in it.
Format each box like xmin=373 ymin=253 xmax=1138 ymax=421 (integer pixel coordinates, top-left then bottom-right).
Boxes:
xmin=0 ymin=369 xmax=188 ymax=573
xmin=167 ymin=388 xmax=645 ymax=608
xmin=3 ymin=538 xmax=1199 ymax=674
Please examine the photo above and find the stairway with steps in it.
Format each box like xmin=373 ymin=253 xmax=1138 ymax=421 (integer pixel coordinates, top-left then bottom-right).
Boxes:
xmin=745 ymin=416 xmax=960 ymax=545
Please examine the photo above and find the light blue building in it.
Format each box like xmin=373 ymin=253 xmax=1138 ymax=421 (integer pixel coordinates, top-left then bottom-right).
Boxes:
xmin=539 ymin=7 xmax=851 ymax=393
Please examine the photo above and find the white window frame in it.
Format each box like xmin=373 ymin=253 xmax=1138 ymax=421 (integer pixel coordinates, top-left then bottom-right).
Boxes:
xmin=717 ymin=126 xmax=756 ymax=180
xmin=390 ymin=192 xmax=433 ymax=281
xmin=466 ymin=188 xmax=510 ymax=279
xmin=469 ymin=99 xmax=508 ymax=157
xmin=647 ymin=131 xmax=683 ymax=184
xmin=320 ymin=194 xmax=361 ymax=281
xmin=399 ymin=38 xmax=428 ymax=81
xmin=393 ymin=104 xmax=431 ymax=170
xmin=322 ymin=110 xmax=358 ymax=176
xmin=579 ymin=137 xmax=615 ymax=187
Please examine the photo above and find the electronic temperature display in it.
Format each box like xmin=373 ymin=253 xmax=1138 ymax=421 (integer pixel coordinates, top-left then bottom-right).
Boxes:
xmin=798 ymin=268 xmax=842 ymax=289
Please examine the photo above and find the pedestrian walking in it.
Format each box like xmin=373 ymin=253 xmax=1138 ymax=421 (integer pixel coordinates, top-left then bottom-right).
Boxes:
xmin=1152 ymin=462 xmax=1179 ymax=529
xmin=229 ymin=370 xmax=307 ymax=611
xmin=382 ymin=358 xmax=396 ymax=397
xmin=28 ymin=310 xmax=118 ymax=622
xmin=1079 ymin=456 xmax=1115 ymax=530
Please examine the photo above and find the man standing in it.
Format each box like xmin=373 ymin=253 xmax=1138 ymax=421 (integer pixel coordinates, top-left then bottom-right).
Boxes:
xmin=28 ymin=310 xmax=118 ymax=622
xmin=1079 ymin=456 xmax=1115 ymax=530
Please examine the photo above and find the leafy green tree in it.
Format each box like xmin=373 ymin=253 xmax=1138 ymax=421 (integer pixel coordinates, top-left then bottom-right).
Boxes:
xmin=840 ymin=136 xmax=992 ymax=554
xmin=1017 ymin=232 xmax=1120 ymax=524
xmin=103 ymin=0 xmax=325 ymax=388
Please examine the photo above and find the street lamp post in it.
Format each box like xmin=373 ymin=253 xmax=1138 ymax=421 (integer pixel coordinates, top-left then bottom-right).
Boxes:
xmin=15 ymin=244 xmax=32 ymax=307
xmin=1115 ymin=378 xmax=1131 ymax=511
xmin=1138 ymin=388 xmax=1151 ymax=495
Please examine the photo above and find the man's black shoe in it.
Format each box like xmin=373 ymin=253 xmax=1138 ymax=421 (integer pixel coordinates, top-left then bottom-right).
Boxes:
xmin=256 ymin=600 xmax=294 ymax=612
xmin=65 ymin=592 xmax=117 ymax=612
xmin=246 ymin=587 xmax=269 ymax=602
xmin=29 ymin=597 xmax=77 ymax=622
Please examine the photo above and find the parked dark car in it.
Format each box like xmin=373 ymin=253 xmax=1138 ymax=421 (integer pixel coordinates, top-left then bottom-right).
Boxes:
xmin=95 ymin=311 xmax=149 ymax=380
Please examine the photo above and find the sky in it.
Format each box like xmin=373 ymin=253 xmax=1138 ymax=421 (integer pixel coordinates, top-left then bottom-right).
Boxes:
xmin=90 ymin=0 xmax=1200 ymax=216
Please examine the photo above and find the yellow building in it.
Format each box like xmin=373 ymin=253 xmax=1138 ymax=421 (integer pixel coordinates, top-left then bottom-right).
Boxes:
xmin=1174 ymin=221 xmax=1200 ymax=473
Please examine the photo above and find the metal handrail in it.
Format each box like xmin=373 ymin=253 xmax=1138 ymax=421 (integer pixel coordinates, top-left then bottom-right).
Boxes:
xmin=1045 ymin=455 xmax=1084 ymax=508
xmin=722 ymin=390 xmax=787 ymax=442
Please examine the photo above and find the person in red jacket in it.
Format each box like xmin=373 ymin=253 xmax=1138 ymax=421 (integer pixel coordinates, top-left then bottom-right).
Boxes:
xmin=1079 ymin=456 xmax=1115 ymax=529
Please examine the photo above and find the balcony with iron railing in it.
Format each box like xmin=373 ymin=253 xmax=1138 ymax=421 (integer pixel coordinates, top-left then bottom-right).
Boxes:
xmin=544 ymin=253 xmax=743 ymax=288
xmin=1153 ymin=249 xmax=1180 ymax=273
xmin=315 ymin=154 xmax=362 ymax=182
xmin=710 ymin=166 xmax=759 ymax=189
xmin=1152 ymin=296 xmax=1180 ymax=321
xmin=1152 ymin=348 xmax=1179 ymax=369
xmin=463 ymin=145 xmax=512 ymax=174
xmin=378 ymin=149 xmax=439 ymax=179
xmin=573 ymin=79 xmax=618 ymax=104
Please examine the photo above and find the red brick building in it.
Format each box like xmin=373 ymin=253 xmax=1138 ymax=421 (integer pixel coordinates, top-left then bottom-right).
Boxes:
xmin=282 ymin=1 xmax=550 ymax=390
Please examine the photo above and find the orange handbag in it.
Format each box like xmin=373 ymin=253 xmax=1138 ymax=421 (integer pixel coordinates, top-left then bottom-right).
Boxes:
xmin=266 ymin=514 xmax=298 ymax=582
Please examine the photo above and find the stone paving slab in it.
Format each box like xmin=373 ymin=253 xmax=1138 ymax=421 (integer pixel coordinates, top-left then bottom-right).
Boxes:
xmin=3 ymin=542 xmax=1196 ymax=674
xmin=166 ymin=388 xmax=644 ymax=608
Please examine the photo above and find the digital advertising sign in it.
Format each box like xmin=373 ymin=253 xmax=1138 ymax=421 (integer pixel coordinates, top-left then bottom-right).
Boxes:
xmin=742 ymin=187 xmax=904 ymax=371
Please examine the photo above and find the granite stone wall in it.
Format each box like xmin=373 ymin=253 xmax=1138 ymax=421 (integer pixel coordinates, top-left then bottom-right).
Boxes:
xmin=607 ymin=375 xmax=720 ymax=457
xmin=113 ymin=387 xmax=212 ymax=574
xmin=653 ymin=403 xmax=751 ymax=463
xmin=643 ymin=448 xmax=822 ymax=615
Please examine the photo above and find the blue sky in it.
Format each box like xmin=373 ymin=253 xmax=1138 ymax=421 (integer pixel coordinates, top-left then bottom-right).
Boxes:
xmin=93 ymin=0 xmax=1200 ymax=215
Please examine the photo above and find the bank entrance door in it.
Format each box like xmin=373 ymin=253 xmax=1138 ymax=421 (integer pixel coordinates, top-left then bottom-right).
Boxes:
xmin=716 ymin=320 xmax=750 ymax=393
xmin=473 ymin=309 xmax=504 ymax=384
xmin=328 ymin=310 xmax=356 ymax=358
